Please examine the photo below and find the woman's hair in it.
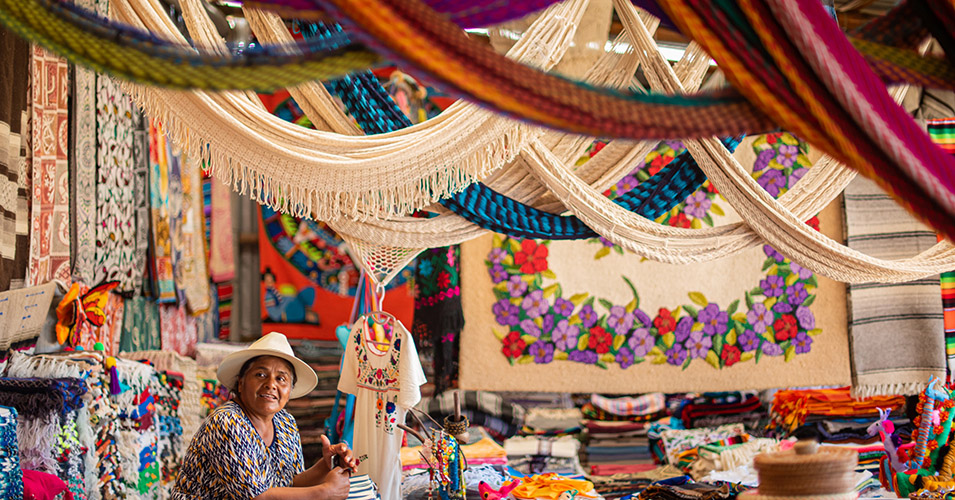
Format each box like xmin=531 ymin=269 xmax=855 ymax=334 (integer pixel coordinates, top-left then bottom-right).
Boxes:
xmin=235 ymin=355 xmax=298 ymax=391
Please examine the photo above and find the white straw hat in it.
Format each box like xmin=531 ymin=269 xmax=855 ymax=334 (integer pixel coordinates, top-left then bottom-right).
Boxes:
xmin=217 ymin=332 xmax=318 ymax=399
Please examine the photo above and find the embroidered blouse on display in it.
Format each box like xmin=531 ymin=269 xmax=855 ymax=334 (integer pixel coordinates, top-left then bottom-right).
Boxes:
xmin=171 ymin=401 xmax=304 ymax=500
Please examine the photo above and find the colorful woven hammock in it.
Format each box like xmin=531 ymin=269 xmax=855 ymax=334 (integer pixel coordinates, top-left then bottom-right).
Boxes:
xmin=0 ymin=0 xmax=380 ymax=90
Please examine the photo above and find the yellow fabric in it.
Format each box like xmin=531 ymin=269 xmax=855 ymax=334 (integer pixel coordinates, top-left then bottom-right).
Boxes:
xmin=511 ymin=473 xmax=597 ymax=499
xmin=400 ymin=435 xmax=506 ymax=468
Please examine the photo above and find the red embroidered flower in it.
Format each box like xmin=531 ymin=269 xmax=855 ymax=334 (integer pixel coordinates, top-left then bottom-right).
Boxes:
xmin=648 ymin=154 xmax=672 ymax=176
xmin=590 ymin=141 xmax=607 ymax=157
xmin=773 ymin=314 xmax=798 ymax=341
xmin=513 ymin=240 xmax=549 ymax=274
xmin=588 ymin=326 xmax=613 ymax=354
xmin=721 ymin=345 xmax=741 ymax=367
xmin=806 ymin=216 xmax=820 ymax=232
xmin=654 ymin=308 xmax=676 ymax=335
xmin=669 ymin=213 xmax=692 ymax=229
xmin=767 ymin=133 xmax=780 ymax=144
xmin=705 ymin=182 xmax=719 ymax=194
xmin=501 ymin=331 xmax=527 ymax=359
xmin=437 ymin=271 xmax=450 ymax=289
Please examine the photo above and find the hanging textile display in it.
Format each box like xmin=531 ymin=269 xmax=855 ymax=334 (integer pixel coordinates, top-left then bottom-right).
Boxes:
xmin=460 ymin=134 xmax=851 ymax=393
xmin=159 ymin=303 xmax=197 ymax=357
xmin=928 ymin=119 xmax=955 ymax=380
xmin=208 ymin=176 xmax=234 ymax=282
xmin=845 ymin=174 xmax=945 ymax=396
xmin=0 ymin=25 xmax=30 ymax=292
xmin=119 ymin=296 xmax=161 ymax=353
xmin=175 ymin=148 xmax=211 ymax=314
xmin=148 ymin=120 xmax=178 ymax=303
xmin=27 ymin=44 xmax=70 ymax=286
xmin=413 ymin=246 xmax=464 ymax=394
xmin=70 ymin=44 xmax=97 ymax=286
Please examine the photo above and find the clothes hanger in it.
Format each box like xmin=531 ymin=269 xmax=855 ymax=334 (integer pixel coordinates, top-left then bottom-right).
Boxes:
xmin=362 ymin=282 xmax=395 ymax=349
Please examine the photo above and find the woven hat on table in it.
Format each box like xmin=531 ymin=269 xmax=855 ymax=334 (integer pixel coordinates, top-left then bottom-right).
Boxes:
xmin=747 ymin=441 xmax=858 ymax=500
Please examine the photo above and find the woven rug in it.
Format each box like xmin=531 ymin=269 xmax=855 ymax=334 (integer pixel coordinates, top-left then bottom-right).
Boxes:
xmin=0 ymin=26 xmax=30 ymax=292
xmin=26 ymin=45 xmax=70 ymax=286
xmin=459 ymin=135 xmax=851 ymax=393
xmin=844 ymin=174 xmax=945 ymax=396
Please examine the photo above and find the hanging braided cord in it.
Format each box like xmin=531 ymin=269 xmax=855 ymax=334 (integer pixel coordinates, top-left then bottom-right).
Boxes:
xmin=0 ymin=0 xmax=381 ymax=91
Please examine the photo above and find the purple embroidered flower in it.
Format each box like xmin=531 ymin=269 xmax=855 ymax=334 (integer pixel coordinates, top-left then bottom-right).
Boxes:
xmin=628 ymin=328 xmax=654 ymax=357
xmin=568 ymin=349 xmax=599 ymax=364
xmin=754 ymin=149 xmax=775 ymax=172
xmin=760 ymin=275 xmax=785 ymax=297
xmin=674 ymin=316 xmax=693 ymax=343
xmin=553 ymin=320 xmax=580 ymax=351
xmin=489 ymin=264 xmax=508 ymax=284
xmin=738 ymin=330 xmax=761 ymax=352
xmin=796 ymin=305 xmax=815 ymax=330
xmin=685 ymin=330 xmax=712 ymax=359
xmin=616 ymin=347 xmax=635 ymax=369
xmin=665 ymin=140 xmax=685 ymax=152
xmin=616 ymin=175 xmax=639 ymax=195
xmin=793 ymin=331 xmax=813 ymax=354
xmin=493 ymin=300 xmax=520 ymax=326
xmin=790 ymin=262 xmax=813 ymax=280
xmin=578 ymin=304 xmax=598 ymax=328
xmin=747 ymin=303 xmax=773 ymax=333
xmin=520 ymin=319 xmax=541 ymax=338
xmin=505 ymin=275 xmax=528 ymax=298
xmin=787 ymin=282 xmax=808 ymax=306
xmin=698 ymin=304 xmax=728 ymax=337
xmin=666 ymin=344 xmax=688 ymax=366
xmin=683 ymin=191 xmax=712 ymax=219
xmin=487 ymin=247 xmax=507 ymax=265
xmin=529 ymin=341 xmax=554 ymax=364
xmin=762 ymin=342 xmax=783 ymax=357
xmin=772 ymin=301 xmax=793 ymax=314
xmin=541 ymin=313 xmax=555 ymax=336
xmin=775 ymin=144 xmax=799 ymax=168
xmin=598 ymin=236 xmax=615 ymax=248
xmin=553 ymin=297 xmax=574 ymax=317
xmin=789 ymin=167 xmax=808 ymax=187
xmin=758 ymin=169 xmax=786 ymax=197
xmin=607 ymin=306 xmax=634 ymax=336
xmin=634 ymin=309 xmax=652 ymax=328
xmin=763 ymin=244 xmax=785 ymax=263
xmin=521 ymin=290 xmax=549 ymax=318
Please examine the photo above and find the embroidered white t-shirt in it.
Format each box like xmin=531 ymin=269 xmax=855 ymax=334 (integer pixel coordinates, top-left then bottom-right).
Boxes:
xmin=338 ymin=317 xmax=426 ymax=500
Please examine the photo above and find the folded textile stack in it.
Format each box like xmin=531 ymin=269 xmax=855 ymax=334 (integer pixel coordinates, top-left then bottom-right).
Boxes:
xmin=523 ymin=407 xmax=583 ymax=436
xmin=504 ymin=435 xmax=586 ymax=477
xmin=0 ymin=405 xmax=22 ymax=500
xmin=632 ymin=478 xmax=738 ymax=500
xmin=425 ymin=390 xmax=526 ymax=442
xmin=589 ymin=464 xmax=685 ymax=498
xmin=349 ymin=474 xmax=381 ymax=500
xmin=585 ymin=420 xmax=655 ymax=467
xmin=288 ymin=339 xmax=345 ymax=463
xmin=402 ymin=427 xmax=507 ymax=470
xmin=678 ymin=392 xmax=765 ymax=430
xmin=659 ymin=424 xmax=748 ymax=469
xmin=769 ymin=387 xmax=905 ymax=435
xmin=586 ymin=394 xmax=669 ymax=423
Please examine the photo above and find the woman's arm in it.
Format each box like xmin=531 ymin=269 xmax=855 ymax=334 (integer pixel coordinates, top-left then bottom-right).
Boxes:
xmin=254 ymin=468 xmax=351 ymax=500
xmin=291 ymin=458 xmax=330 ymax=487
xmin=293 ymin=435 xmax=356 ymax=487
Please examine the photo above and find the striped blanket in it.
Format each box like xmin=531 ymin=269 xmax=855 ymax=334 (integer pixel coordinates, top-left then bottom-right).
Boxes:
xmin=928 ymin=120 xmax=955 ymax=379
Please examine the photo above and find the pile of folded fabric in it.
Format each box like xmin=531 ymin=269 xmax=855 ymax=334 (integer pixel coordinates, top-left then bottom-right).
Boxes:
xmin=523 ymin=407 xmax=583 ymax=436
xmin=678 ymin=392 xmax=766 ymax=430
xmin=504 ymin=434 xmax=585 ymax=477
xmin=583 ymin=394 xmax=668 ymax=468
xmin=589 ymin=464 xmax=685 ymax=499
xmin=0 ymin=405 xmax=22 ymax=500
xmin=425 ymin=390 xmax=526 ymax=442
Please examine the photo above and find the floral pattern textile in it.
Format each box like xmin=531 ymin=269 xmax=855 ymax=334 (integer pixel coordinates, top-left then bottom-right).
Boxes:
xmin=159 ymin=304 xmax=197 ymax=357
xmin=175 ymin=150 xmax=211 ymax=314
xmin=148 ymin=121 xmax=177 ymax=303
xmin=27 ymin=45 xmax=70 ymax=286
xmin=118 ymin=297 xmax=160 ymax=353
xmin=70 ymin=60 xmax=97 ymax=285
xmin=412 ymin=246 xmax=463 ymax=394
xmin=209 ymin=177 xmax=235 ymax=283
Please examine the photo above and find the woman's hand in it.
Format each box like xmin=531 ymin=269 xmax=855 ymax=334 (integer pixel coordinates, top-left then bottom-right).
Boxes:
xmin=320 ymin=467 xmax=351 ymax=500
xmin=321 ymin=435 xmax=358 ymax=472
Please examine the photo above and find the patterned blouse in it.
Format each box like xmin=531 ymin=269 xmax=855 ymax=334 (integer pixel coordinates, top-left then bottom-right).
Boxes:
xmin=172 ymin=401 xmax=304 ymax=500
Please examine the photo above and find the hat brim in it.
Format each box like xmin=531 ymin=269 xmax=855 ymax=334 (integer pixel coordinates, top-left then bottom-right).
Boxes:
xmin=217 ymin=348 xmax=318 ymax=399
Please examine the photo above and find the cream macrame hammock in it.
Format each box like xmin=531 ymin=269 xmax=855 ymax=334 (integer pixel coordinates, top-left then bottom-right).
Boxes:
xmin=111 ymin=0 xmax=955 ymax=287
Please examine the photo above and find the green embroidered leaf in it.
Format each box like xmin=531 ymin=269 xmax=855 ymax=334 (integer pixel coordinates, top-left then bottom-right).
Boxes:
xmin=740 ymin=352 xmax=754 ymax=363
xmin=808 ymin=275 xmax=818 ymax=287
xmin=785 ymin=273 xmax=799 ymax=287
xmin=585 ymin=296 xmax=596 ymax=307
xmin=744 ymin=292 xmax=754 ymax=310
xmin=662 ymin=332 xmax=675 ymax=348
xmin=633 ymin=358 xmax=646 ymax=365
xmin=683 ymin=304 xmax=699 ymax=318
xmin=762 ymin=257 xmax=776 ymax=272
xmin=599 ymin=298 xmax=614 ymax=311
xmin=710 ymin=203 xmax=725 ymax=217
xmin=569 ymin=293 xmax=589 ymax=306
xmin=521 ymin=335 xmax=540 ymax=345
xmin=625 ymin=299 xmax=637 ymax=314
xmin=517 ymin=355 xmax=534 ymax=365
xmin=808 ymin=328 xmax=823 ymax=337
xmin=554 ymin=350 xmax=568 ymax=361
xmin=725 ymin=328 xmax=737 ymax=346
xmin=750 ymin=286 xmax=764 ymax=297
xmin=614 ymin=245 xmax=625 ymax=255
xmin=727 ymin=299 xmax=739 ymax=316
xmin=682 ymin=356 xmax=692 ymax=370
xmin=636 ymin=169 xmax=651 ymax=181
xmin=596 ymin=360 xmax=609 ymax=370
xmin=783 ymin=166 xmax=793 ymax=177
xmin=493 ymin=328 xmax=506 ymax=340
xmin=705 ymin=350 xmax=720 ymax=369
xmin=541 ymin=269 xmax=556 ymax=280
xmin=777 ymin=264 xmax=791 ymax=276
xmin=713 ymin=334 xmax=724 ymax=353
xmin=688 ymin=292 xmax=708 ymax=307
xmin=542 ymin=284 xmax=559 ymax=298
xmin=577 ymin=335 xmax=590 ymax=351
xmin=493 ymin=290 xmax=508 ymax=302
xmin=652 ymin=355 xmax=667 ymax=365
xmin=803 ymin=295 xmax=816 ymax=307
xmin=784 ymin=345 xmax=796 ymax=362
xmin=622 ymin=277 xmax=639 ymax=307
xmin=702 ymin=213 xmax=714 ymax=227
xmin=600 ymin=353 xmax=616 ymax=364
xmin=508 ymin=239 xmax=522 ymax=254
xmin=755 ymin=348 xmax=762 ymax=364
xmin=508 ymin=356 xmax=515 ymax=366
xmin=613 ymin=335 xmax=626 ymax=351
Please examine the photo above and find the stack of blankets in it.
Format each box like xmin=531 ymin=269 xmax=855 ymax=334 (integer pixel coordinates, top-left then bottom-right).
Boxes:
xmin=287 ymin=339 xmax=345 ymax=463
xmin=0 ymin=405 xmax=21 ymax=500
xmin=677 ymin=392 xmax=765 ymax=429
xmin=583 ymin=394 xmax=667 ymax=469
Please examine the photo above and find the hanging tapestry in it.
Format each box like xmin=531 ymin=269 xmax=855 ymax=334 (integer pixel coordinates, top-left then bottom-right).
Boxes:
xmin=174 ymin=150 xmax=211 ymax=314
xmin=70 ymin=63 xmax=96 ymax=285
xmin=459 ymin=135 xmax=851 ymax=393
xmin=159 ymin=303 xmax=197 ymax=357
xmin=927 ymin=119 xmax=955 ymax=380
xmin=216 ymin=281 xmax=233 ymax=340
xmin=209 ymin=170 xmax=235 ymax=283
xmin=130 ymin=109 xmax=149 ymax=296
xmin=148 ymin=121 xmax=177 ymax=303
xmin=119 ymin=296 xmax=160 ymax=353
xmin=0 ymin=26 xmax=30 ymax=292
xmin=27 ymin=45 xmax=70 ymax=286
xmin=413 ymin=246 xmax=464 ymax=394
xmin=844 ymin=175 xmax=944 ymax=396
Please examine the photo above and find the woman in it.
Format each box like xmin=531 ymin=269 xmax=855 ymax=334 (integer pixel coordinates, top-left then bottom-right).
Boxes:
xmin=173 ymin=332 xmax=358 ymax=500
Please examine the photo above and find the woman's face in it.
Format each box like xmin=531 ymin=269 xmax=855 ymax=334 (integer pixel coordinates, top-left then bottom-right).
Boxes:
xmin=236 ymin=356 xmax=294 ymax=417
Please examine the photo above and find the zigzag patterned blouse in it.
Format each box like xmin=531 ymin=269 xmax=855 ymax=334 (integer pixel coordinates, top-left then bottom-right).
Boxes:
xmin=172 ymin=401 xmax=304 ymax=500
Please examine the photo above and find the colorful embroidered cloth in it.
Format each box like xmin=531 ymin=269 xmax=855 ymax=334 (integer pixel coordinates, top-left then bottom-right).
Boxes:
xmin=175 ymin=147 xmax=211 ymax=314
xmin=148 ymin=120 xmax=178 ymax=303
xmin=27 ymin=45 xmax=70 ymax=286
xmin=928 ymin=119 xmax=955 ymax=379
xmin=591 ymin=393 xmax=667 ymax=418
xmin=769 ymin=387 xmax=905 ymax=434
xmin=118 ymin=296 xmax=160 ymax=353
xmin=659 ymin=424 xmax=746 ymax=466
xmin=0 ymin=405 xmax=22 ymax=500
xmin=159 ymin=304 xmax=197 ymax=357
xmin=208 ymin=175 xmax=234 ymax=282
xmin=0 ymin=25 xmax=30 ymax=291
xmin=412 ymin=245 xmax=463 ymax=393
